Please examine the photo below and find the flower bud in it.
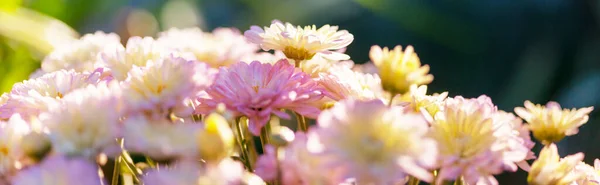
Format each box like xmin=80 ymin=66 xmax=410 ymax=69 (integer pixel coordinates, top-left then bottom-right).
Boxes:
xmin=197 ymin=113 xmax=235 ymax=162
xmin=21 ymin=132 xmax=52 ymax=162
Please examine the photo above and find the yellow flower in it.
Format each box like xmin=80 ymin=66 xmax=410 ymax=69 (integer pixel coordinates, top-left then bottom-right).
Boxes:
xmin=528 ymin=143 xmax=584 ymax=185
xmin=399 ymin=85 xmax=448 ymax=117
xmin=369 ymin=45 xmax=433 ymax=95
xmin=197 ymin=113 xmax=235 ymax=162
xmin=514 ymin=101 xmax=594 ymax=145
xmin=245 ymin=20 xmax=353 ymax=61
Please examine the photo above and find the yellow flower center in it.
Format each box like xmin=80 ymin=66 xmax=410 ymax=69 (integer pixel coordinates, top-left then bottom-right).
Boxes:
xmin=0 ymin=146 xmax=8 ymax=155
xmin=283 ymin=46 xmax=315 ymax=61
xmin=252 ymin=86 xmax=259 ymax=93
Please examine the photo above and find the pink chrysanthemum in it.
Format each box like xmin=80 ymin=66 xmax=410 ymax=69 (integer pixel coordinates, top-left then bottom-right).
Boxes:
xmin=12 ymin=156 xmax=104 ymax=185
xmin=0 ymin=69 xmax=110 ymax=120
xmin=312 ymin=99 xmax=437 ymax=184
xmin=196 ymin=59 xmax=324 ymax=135
xmin=429 ymin=96 xmax=533 ymax=185
xmin=493 ymin=110 xmax=536 ymax=171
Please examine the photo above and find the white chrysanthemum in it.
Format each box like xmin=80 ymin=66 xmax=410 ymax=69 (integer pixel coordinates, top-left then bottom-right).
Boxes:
xmin=396 ymin=85 xmax=448 ymax=117
xmin=123 ymin=115 xmax=201 ymax=160
xmin=12 ymin=156 xmax=104 ymax=185
xmin=101 ymin=36 xmax=194 ymax=80
xmin=158 ymin=27 xmax=259 ymax=67
xmin=245 ymin=20 xmax=354 ymax=61
xmin=314 ymin=99 xmax=437 ymax=184
xmin=0 ymin=114 xmax=30 ymax=175
xmin=318 ymin=64 xmax=386 ymax=102
xmin=122 ymin=55 xmax=214 ymax=117
xmin=1 ymin=93 xmax=8 ymax=105
xmin=42 ymin=82 xmax=122 ymax=158
xmin=302 ymin=54 xmax=353 ymax=77
xmin=41 ymin=31 xmax=121 ymax=73
xmin=0 ymin=69 xmax=109 ymax=120
xmin=143 ymin=159 xmax=262 ymax=185
xmin=528 ymin=144 xmax=584 ymax=185
xmin=572 ymin=159 xmax=600 ymax=185
xmin=493 ymin=110 xmax=536 ymax=171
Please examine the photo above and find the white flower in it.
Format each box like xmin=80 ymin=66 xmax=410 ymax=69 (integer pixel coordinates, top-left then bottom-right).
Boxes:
xmin=12 ymin=156 xmax=104 ymax=185
xmin=41 ymin=31 xmax=121 ymax=73
xmin=123 ymin=115 xmax=201 ymax=160
xmin=142 ymin=159 xmax=261 ymax=185
xmin=0 ymin=114 xmax=30 ymax=175
xmin=42 ymin=82 xmax=122 ymax=158
xmin=158 ymin=27 xmax=259 ymax=67
xmin=318 ymin=64 xmax=385 ymax=102
xmin=245 ymin=20 xmax=353 ymax=61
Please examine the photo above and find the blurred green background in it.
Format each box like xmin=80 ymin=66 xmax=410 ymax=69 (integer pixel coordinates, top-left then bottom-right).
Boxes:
xmin=1 ymin=0 xmax=599 ymax=184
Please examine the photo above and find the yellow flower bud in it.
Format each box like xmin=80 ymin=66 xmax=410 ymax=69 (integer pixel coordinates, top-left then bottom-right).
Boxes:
xmin=197 ymin=113 xmax=235 ymax=162
xmin=369 ymin=45 xmax=433 ymax=95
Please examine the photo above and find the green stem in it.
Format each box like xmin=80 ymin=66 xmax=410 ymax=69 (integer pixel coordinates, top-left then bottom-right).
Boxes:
xmin=234 ymin=117 xmax=253 ymax=171
xmin=111 ymin=157 xmax=120 ymax=185
xmin=295 ymin=112 xmax=308 ymax=132
xmin=388 ymin=93 xmax=397 ymax=107
xmin=259 ymin=122 xmax=271 ymax=150
xmin=453 ymin=177 xmax=465 ymax=185
xmin=408 ymin=176 xmax=420 ymax=185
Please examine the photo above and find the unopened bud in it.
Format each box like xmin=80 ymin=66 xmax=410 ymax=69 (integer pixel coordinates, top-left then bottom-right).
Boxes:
xmin=197 ymin=113 xmax=235 ymax=162
xmin=21 ymin=132 xmax=51 ymax=162
xmin=269 ymin=126 xmax=295 ymax=147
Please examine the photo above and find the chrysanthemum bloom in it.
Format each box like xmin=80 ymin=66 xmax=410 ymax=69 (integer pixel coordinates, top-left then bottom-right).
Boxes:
xmin=197 ymin=113 xmax=235 ymax=162
xmin=12 ymin=156 xmax=104 ymax=185
xmin=196 ymin=59 xmax=324 ymax=135
xmin=528 ymin=144 xmax=584 ymax=185
xmin=143 ymin=159 xmax=263 ymax=185
xmin=397 ymin=85 xmax=448 ymax=117
xmin=515 ymin=101 xmax=594 ymax=145
xmin=301 ymin=55 xmax=353 ymax=78
xmin=312 ymin=99 xmax=437 ymax=184
xmin=318 ymin=64 xmax=386 ymax=102
xmin=255 ymin=132 xmax=334 ymax=185
xmin=41 ymin=31 xmax=121 ymax=73
xmin=158 ymin=27 xmax=260 ymax=68
xmin=429 ymin=96 xmax=530 ymax=185
xmin=42 ymin=82 xmax=122 ymax=158
xmin=352 ymin=62 xmax=378 ymax=74
xmin=0 ymin=69 xmax=110 ymax=120
xmin=369 ymin=45 xmax=433 ymax=95
xmin=0 ymin=115 xmax=30 ymax=176
xmin=571 ymin=159 xmax=600 ymax=185
xmin=244 ymin=20 xmax=354 ymax=61
xmin=101 ymin=36 xmax=194 ymax=81
xmin=123 ymin=115 xmax=202 ymax=160
xmin=493 ymin=110 xmax=536 ymax=171
xmin=122 ymin=55 xmax=214 ymax=118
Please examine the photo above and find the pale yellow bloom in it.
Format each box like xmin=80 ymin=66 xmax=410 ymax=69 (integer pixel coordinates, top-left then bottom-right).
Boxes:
xmin=398 ymin=85 xmax=448 ymax=117
xmin=197 ymin=113 xmax=234 ymax=162
xmin=245 ymin=20 xmax=353 ymax=61
xmin=571 ymin=159 xmax=600 ymax=185
xmin=318 ymin=64 xmax=386 ymax=102
xmin=369 ymin=45 xmax=433 ymax=95
xmin=0 ymin=114 xmax=30 ymax=175
xmin=528 ymin=143 xmax=584 ymax=185
xmin=514 ymin=101 xmax=594 ymax=145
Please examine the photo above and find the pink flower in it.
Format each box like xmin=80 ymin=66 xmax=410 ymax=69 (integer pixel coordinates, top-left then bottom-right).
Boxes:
xmin=12 ymin=156 xmax=104 ymax=185
xmin=0 ymin=69 xmax=111 ymax=120
xmin=196 ymin=59 xmax=324 ymax=135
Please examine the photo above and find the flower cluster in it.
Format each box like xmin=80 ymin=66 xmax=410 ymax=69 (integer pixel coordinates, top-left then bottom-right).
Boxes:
xmin=0 ymin=20 xmax=595 ymax=185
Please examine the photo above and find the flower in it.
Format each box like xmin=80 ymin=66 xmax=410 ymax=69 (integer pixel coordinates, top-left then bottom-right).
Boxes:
xmin=397 ymin=85 xmax=448 ymax=117
xmin=515 ymin=101 xmax=594 ymax=145
xmin=493 ymin=110 xmax=536 ymax=171
xmin=123 ymin=115 xmax=202 ymax=160
xmin=572 ymin=159 xmax=600 ymax=185
xmin=196 ymin=59 xmax=324 ymax=135
xmin=528 ymin=143 xmax=584 ymax=185
xmin=142 ymin=159 xmax=262 ymax=185
xmin=300 ymin=54 xmax=353 ymax=78
xmin=317 ymin=64 xmax=386 ymax=102
xmin=313 ymin=99 xmax=437 ymax=184
xmin=197 ymin=113 xmax=235 ymax=162
xmin=12 ymin=156 xmax=104 ymax=185
xmin=101 ymin=36 xmax=194 ymax=81
xmin=255 ymin=132 xmax=333 ymax=185
xmin=0 ymin=69 xmax=110 ymax=120
xmin=122 ymin=55 xmax=214 ymax=117
xmin=244 ymin=20 xmax=353 ymax=61
xmin=42 ymin=82 xmax=122 ymax=158
xmin=352 ymin=62 xmax=378 ymax=74
xmin=41 ymin=31 xmax=121 ymax=73
xmin=158 ymin=27 xmax=260 ymax=68
xmin=369 ymin=45 xmax=433 ymax=95
xmin=0 ymin=114 xmax=30 ymax=175
xmin=429 ymin=96 xmax=522 ymax=185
